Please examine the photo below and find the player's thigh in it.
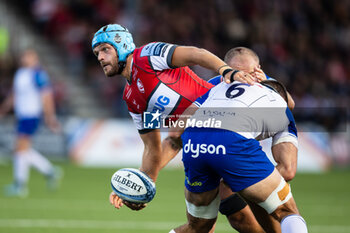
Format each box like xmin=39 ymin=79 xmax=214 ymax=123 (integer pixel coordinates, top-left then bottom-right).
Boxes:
xmin=219 ymin=179 xmax=235 ymax=200
xmin=239 ymin=168 xmax=281 ymax=203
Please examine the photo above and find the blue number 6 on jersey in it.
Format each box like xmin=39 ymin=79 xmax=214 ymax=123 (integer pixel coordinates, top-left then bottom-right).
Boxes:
xmin=225 ymin=83 xmax=249 ymax=99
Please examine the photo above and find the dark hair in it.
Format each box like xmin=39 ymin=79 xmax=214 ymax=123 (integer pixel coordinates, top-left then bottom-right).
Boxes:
xmin=224 ymin=47 xmax=259 ymax=64
xmin=260 ymin=80 xmax=288 ymax=104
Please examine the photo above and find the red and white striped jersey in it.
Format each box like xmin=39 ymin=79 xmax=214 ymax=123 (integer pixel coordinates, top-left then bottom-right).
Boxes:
xmin=122 ymin=42 xmax=213 ymax=133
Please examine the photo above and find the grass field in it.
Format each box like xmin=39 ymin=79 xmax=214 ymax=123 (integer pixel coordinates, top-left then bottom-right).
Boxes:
xmin=0 ymin=162 xmax=349 ymax=233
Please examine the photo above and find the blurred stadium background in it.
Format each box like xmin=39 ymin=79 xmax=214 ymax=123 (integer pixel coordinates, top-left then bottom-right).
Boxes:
xmin=0 ymin=0 xmax=349 ymax=232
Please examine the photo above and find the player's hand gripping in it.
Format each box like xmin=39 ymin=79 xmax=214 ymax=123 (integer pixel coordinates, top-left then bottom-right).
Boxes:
xmin=220 ymin=66 xmax=255 ymax=85
xmin=253 ymin=66 xmax=267 ymax=82
xmin=109 ymin=192 xmax=147 ymax=211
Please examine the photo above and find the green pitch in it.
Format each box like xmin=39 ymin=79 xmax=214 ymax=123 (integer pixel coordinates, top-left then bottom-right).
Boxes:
xmin=0 ymin=163 xmax=349 ymax=233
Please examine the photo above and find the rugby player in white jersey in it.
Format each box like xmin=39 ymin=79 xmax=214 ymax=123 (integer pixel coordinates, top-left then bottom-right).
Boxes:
xmin=166 ymin=47 xmax=298 ymax=233
xmin=210 ymin=47 xmax=298 ymax=233
xmin=0 ymin=49 xmax=61 ymax=197
xmin=169 ymin=79 xmax=307 ymax=233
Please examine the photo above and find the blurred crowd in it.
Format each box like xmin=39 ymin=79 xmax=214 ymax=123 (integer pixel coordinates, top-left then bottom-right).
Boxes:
xmin=1 ymin=0 xmax=349 ymax=127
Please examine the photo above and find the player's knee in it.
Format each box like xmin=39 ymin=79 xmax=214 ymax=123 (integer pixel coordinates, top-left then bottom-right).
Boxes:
xmin=186 ymin=194 xmax=220 ymax=219
xmin=185 ymin=203 xmax=217 ymax=233
xmin=258 ymin=176 xmax=301 ymax=223
xmin=185 ymin=194 xmax=219 ymax=232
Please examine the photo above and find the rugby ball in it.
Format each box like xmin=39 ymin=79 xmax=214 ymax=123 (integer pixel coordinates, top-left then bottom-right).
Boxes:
xmin=111 ymin=168 xmax=156 ymax=203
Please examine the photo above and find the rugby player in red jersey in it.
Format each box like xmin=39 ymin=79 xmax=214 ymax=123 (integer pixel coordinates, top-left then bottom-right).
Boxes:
xmin=91 ymin=24 xmax=256 ymax=211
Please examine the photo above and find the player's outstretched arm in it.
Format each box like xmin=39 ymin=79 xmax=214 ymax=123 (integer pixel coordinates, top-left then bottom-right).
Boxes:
xmin=139 ymin=125 xmax=195 ymax=180
xmin=139 ymin=129 xmax=163 ymax=182
xmin=171 ymin=46 xmax=256 ymax=85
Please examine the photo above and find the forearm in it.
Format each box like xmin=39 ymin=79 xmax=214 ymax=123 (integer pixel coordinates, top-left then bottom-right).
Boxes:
xmin=171 ymin=46 xmax=255 ymax=84
xmin=42 ymin=90 xmax=56 ymax=120
xmin=141 ymin=136 xmax=182 ymax=181
xmin=172 ymin=47 xmax=229 ymax=76
xmin=139 ymin=130 xmax=184 ymax=182
xmin=271 ymin=142 xmax=298 ymax=182
xmin=159 ymin=136 xmax=182 ymax=169
xmin=140 ymin=146 xmax=162 ymax=182
xmin=139 ymin=130 xmax=163 ymax=182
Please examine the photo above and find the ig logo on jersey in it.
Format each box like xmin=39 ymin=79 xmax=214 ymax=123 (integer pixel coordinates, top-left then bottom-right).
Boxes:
xmin=143 ymin=110 xmax=162 ymax=129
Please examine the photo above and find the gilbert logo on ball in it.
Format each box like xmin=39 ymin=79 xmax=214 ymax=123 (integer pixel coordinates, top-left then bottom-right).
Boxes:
xmin=111 ymin=168 xmax=156 ymax=203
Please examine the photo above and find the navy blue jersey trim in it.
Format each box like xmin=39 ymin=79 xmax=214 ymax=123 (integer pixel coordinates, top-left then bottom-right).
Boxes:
xmin=167 ymin=45 xmax=177 ymax=68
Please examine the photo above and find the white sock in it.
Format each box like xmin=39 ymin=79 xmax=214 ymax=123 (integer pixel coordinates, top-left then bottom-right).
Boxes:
xmin=281 ymin=214 xmax=308 ymax=233
xmin=169 ymin=230 xmax=176 ymax=233
xmin=27 ymin=149 xmax=53 ymax=176
xmin=13 ymin=151 xmax=30 ymax=186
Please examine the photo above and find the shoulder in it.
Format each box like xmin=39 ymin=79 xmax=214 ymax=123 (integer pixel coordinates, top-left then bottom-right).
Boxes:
xmin=208 ymin=75 xmax=222 ymax=85
xmin=34 ymin=68 xmax=50 ymax=88
xmin=138 ymin=42 xmax=176 ymax=58
xmin=134 ymin=42 xmax=178 ymax=71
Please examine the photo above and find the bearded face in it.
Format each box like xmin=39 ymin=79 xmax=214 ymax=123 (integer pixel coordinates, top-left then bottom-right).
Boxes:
xmin=93 ymin=43 xmax=120 ymax=77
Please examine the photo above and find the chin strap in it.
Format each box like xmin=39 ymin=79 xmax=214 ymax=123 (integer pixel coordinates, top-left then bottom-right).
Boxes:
xmin=117 ymin=52 xmax=133 ymax=75
xmin=117 ymin=62 xmax=126 ymax=74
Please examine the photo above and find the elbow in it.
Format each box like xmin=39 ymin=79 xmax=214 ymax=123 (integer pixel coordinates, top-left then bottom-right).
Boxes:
xmin=282 ymin=167 xmax=296 ymax=182
xmin=172 ymin=46 xmax=209 ymax=67
xmin=195 ymin=47 xmax=209 ymax=60
xmin=164 ymin=135 xmax=183 ymax=151
xmin=277 ymin=162 xmax=296 ymax=182
xmin=186 ymin=47 xmax=208 ymax=66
